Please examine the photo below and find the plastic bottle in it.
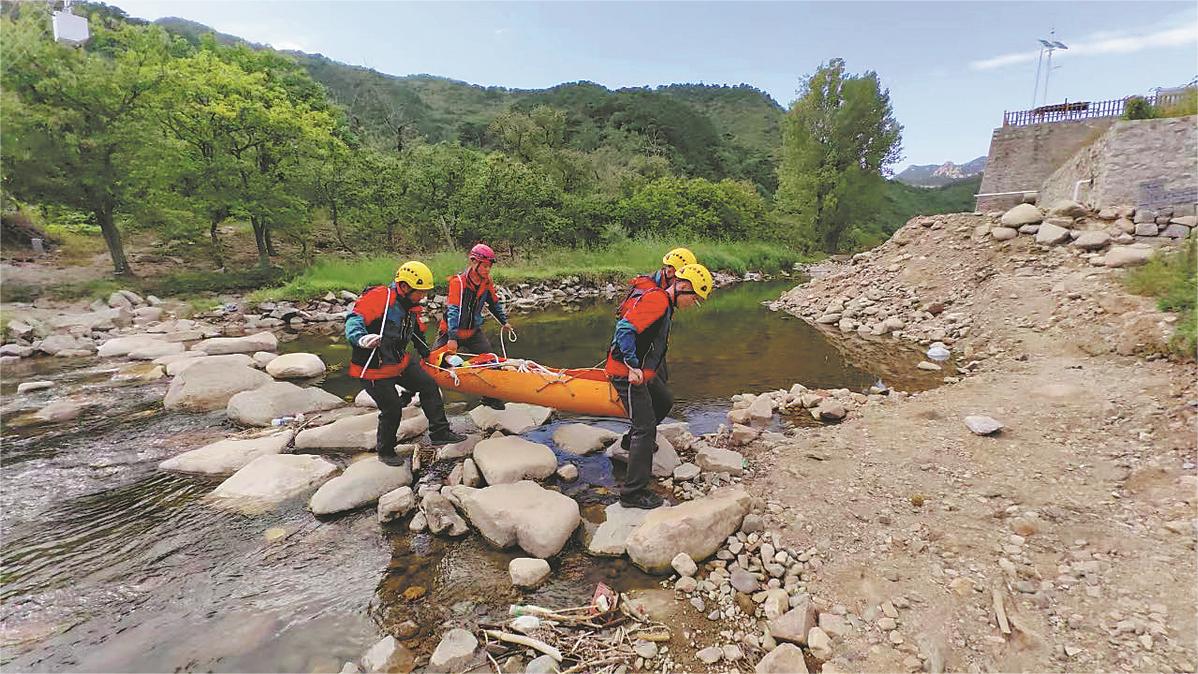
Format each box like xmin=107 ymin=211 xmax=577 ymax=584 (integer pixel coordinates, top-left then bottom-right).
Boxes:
xmin=926 ymin=342 xmax=951 ymax=362
xmin=446 ymin=354 xmax=465 ymax=367
xmin=271 ymin=416 xmax=296 ymax=426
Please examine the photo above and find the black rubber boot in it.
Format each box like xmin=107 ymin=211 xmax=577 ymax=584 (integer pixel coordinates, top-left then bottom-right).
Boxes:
xmin=429 ymin=429 xmax=467 ymax=446
xmin=619 ymin=489 xmax=664 ymax=510
xmin=377 ymin=447 xmax=407 ymax=468
xmin=620 ymin=433 xmax=630 ymax=451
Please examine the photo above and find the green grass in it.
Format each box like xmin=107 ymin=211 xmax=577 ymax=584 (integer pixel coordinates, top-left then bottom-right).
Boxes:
xmin=248 ymin=238 xmax=814 ymax=302
xmin=1125 ymin=239 xmax=1197 ymax=358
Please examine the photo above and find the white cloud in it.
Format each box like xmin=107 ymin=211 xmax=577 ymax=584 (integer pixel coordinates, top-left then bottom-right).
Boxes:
xmin=970 ymin=24 xmax=1198 ymax=71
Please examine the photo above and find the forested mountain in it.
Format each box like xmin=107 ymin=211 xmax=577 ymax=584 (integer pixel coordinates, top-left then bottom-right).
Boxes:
xmin=895 ymin=156 xmax=986 ymax=187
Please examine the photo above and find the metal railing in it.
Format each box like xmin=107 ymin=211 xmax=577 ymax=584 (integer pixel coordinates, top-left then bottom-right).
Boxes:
xmin=1002 ymin=90 xmax=1191 ymax=127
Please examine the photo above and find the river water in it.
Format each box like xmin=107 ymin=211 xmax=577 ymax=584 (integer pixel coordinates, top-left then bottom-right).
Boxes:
xmin=0 ymin=280 xmax=943 ymax=672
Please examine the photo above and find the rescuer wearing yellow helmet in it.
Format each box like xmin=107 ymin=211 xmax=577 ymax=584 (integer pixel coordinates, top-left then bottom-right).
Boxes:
xmin=345 ymin=261 xmax=465 ymax=464
xmin=606 ymin=263 xmax=713 ymax=509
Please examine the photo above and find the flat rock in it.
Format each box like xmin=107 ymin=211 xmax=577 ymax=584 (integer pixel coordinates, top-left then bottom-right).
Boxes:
xmin=812 ymin=401 xmax=847 ymax=422
xmin=34 ymin=399 xmax=82 ymax=423
xmin=585 ymin=503 xmax=649 ymax=557
xmin=226 ymin=381 xmax=345 ymax=426
xmin=730 ymin=567 xmax=759 ymax=593
xmin=673 ymin=462 xmax=701 ymax=481
xmin=756 ymin=643 xmax=809 ymax=673
xmin=606 ymin=432 xmax=680 ymax=477
xmin=435 ymin=434 xmax=481 ymax=461
xmin=469 ymin=403 xmax=553 ymax=434
xmin=294 ymin=409 xmax=427 ymax=450
xmin=1001 ymin=203 xmax=1043 ymax=227
xmin=696 ymin=446 xmax=744 ymax=475
xmin=97 ymin=334 xmax=166 ymax=358
xmin=472 ymin=436 xmax=557 ymax=484
xmin=191 ymin=331 xmax=279 ymax=355
xmin=128 ymin=341 xmax=186 ymax=360
xmin=309 ymin=457 xmax=413 ymax=515
xmin=990 ymin=227 xmax=1018 ymax=241
xmin=1161 ymin=223 xmax=1191 ymax=239
xmin=657 ymin=421 xmax=692 ymax=448
xmin=1103 ymin=245 xmax=1154 ymax=268
xmin=160 ymin=432 xmax=290 ymax=475
xmin=964 ymin=415 xmax=1004 ymax=436
xmin=672 ymin=552 xmax=698 ymax=577
xmin=265 ymin=352 xmax=326 ymax=379
xmin=17 ymin=381 xmax=53 ymax=394
xmin=208 ymin=454 xmax=338 ymax=513
xmin=509 ymin=557 xmax=551 ymax=588
xmin=624 ymin=488 xmax=751 ymax=574
xmin=445 ymin=481 xmax=580 ymax=558
xmin=1035 ymin=222 xmax=1071 ymax=245
xmin=163 ymin=359 xmax=272 ymax=412
xmin=552 ymin=423 xmax=619 ymax=455
xmin=1072 ymin=231 xmax=1111 ymax=250
xmin=429 ymin=628 xmax=477 ymax=673
xmin=378 ymin=486 xmax=416 ymax=523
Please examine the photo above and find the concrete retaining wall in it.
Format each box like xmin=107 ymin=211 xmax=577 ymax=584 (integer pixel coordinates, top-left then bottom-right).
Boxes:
xmin=976 ymin=119 xmax=1115 ymax=211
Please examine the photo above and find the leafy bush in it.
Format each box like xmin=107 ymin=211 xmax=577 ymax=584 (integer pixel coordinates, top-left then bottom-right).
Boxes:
xmin=1123 ymin=96 xmax=1158 ymax=120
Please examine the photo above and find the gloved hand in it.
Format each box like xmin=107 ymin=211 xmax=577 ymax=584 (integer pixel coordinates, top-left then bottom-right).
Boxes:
xmin=501 ymin=323 xmax=515 ymax=336
xmin=358 ymin=334 xmax=382 ymax=349
xmin=627 ymin=367 xmax=644 ymax=385
xmin=446 ymin=339 xmax=459 ymax=354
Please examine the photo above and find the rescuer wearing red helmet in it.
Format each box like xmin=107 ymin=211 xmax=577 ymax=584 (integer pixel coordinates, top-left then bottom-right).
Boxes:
xmin=435 ymin=243 xmax=515 ymax=410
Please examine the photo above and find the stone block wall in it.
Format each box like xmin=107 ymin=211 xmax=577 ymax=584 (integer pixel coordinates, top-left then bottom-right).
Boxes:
xmin=976 ymin=119 xmax=1116 ymax=211
xmin=1038 ymin=116 xmax=1197 ymax=212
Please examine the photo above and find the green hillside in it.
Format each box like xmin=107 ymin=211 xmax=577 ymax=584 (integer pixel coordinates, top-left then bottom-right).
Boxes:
xmin=854 ymin=175 xmax=981 ymax=248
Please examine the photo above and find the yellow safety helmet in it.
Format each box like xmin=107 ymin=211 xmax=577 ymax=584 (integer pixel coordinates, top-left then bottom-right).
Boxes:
xmin=675 ymin=263 xmax=713 ymax=300
xmin=662 ymin=247 xmax=697 ymax=270
xmin=394 ymin=261 xmax=434 ymax=290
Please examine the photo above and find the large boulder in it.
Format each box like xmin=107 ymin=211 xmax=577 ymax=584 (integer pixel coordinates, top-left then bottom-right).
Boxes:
xmin=166 ymin=353 xmax=252 ymax=376
xmin=1035 ymin=222 xmax=1071 ymax=245
xmin=472 ymin=436 xmax=557 ymax=484
xmin=696 ymin=446 xmax=745 ymax=476
xmin=309 ymin=457 xmax=413 ymax=515
xmin=584 ymin=502 xmax=649 ymax=557
xmin=1000 ymin=203 xmax=1043 ymax=227
xmin=606 ymin=433 xmax=680 ymax=477
xmin=552 ymin=423 xmax=620 ymax=455
xmin=159 ymin=432 xmax=290 ymax=475
xmin=208 ymin=454 xmax=338 ymax=513
xmin=163 ymin=359 xmax=273 ymax=412
xmin=1046 ymin=199 xmax=1087 ymax=219
xmin=37 ymin=334 xmax=93 ymax=356
xmin=226 ymin=382 xmax=345 ymax=426
xmin=1103 ymin=245 xmax=1154 ymax=268
xmin=48 ymin=307 xmax=131 ymax=332
xmin=191 ymin=331 xmax=279 ymax=355
xmin=294 ymin=409 xmax=427 ymax=450
xmin=266 ymin=352 xmax=326 ymax=379
xmin=445 ymin=481 xmax=581 ymax=558
xmin=97 ymin=334 xmax=165 ymax=358
xmin=624 ymin=488 xmax=752 ymax=574
xmin=468 ymin=403 xmax=553 ymax=434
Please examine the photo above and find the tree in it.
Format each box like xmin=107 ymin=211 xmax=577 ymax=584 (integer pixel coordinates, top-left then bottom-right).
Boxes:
xmin=0 ymin=8 xmax=174 ymax=276
xmin=776 ymin=58 xmax=902 ymax=253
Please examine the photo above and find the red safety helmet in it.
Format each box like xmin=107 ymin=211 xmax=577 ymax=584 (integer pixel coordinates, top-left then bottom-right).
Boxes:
xmin=469 ymin=243 xmax=496 ymax=263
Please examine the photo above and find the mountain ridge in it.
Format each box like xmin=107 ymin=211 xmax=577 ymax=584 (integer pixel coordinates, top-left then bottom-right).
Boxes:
xmin=896 ymin=156 xmax=986 ymax=187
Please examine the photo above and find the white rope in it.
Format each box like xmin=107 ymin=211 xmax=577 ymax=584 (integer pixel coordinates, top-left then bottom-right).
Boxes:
xmin=357 ymin=285 xmax=391 ymax=379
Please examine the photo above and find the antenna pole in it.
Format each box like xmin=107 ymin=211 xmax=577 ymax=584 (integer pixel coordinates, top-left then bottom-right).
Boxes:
xmin=1032 ymin=48 xmax=1045 ymax=107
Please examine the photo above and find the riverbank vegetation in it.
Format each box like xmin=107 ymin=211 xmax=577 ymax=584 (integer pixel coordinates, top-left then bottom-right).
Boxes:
xmin=1 ymin=3 xmax=971 ymax=299
xmin=1125 ymin=239 xmax=1197 ymax=357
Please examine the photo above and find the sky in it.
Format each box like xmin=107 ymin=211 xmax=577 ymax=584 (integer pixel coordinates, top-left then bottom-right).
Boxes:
xmin=114 ymin=1 xmax=1198 ymax=168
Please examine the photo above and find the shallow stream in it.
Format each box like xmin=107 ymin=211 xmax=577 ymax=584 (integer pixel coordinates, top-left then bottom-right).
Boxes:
xmin=0 ymin=280 xmax=943 ymax=671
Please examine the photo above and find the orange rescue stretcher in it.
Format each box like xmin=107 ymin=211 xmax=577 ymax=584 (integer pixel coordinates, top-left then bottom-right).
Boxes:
xmin=424 ymin=345 xmax=626 ymax=417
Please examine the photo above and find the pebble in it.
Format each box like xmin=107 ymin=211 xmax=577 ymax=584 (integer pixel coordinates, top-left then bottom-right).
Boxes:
xmin=696 ymin=646 xmax=722 ymax=664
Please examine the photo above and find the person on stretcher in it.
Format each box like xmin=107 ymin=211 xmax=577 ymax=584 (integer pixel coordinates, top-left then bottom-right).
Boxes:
xmin=434 ymin=243 xmax=515 ymax=410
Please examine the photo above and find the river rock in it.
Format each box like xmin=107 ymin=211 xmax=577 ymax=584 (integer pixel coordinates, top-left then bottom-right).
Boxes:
xmin=1135 ymin=221 xmax=1159 ymax=236
xmin=468 ymin=403 xmax=553 ymax=434
xmin=419 ymin=491 xmax=465 ymax=536
xmin=429 ymin=628 xmax=478 ymax=673
xmin=696 ymin=647 xmax=723 ymax=664
xmin=445 ymin=481 xmax=580 ymax=558
xmin=435 ymin=434 xmax=481 ymax=460
xmin=552 ymin=423 xmax=619 ymax=455
xmin=37 ymin=334 xmax=92 ymax=356
xmin=163 ymin=359 xmax=272 ymax=412
xmin=696 ymin=446 xmax=744 ymax=476
xmin=33 ymin=399 xmax=82 ymax=423
xmin=1035 ymin=222 xmax=1071 ymax=245
xmin=166 ymin=353 xmax=253 ymax=376
xmin=585 ymin=503 xmax=649 ymax=557
xmin=17 ymin=381 xmax=53 ymax=394
xmin=813 ymin=401 xmax=847 ymax=422
xmin=672 ymin=552 xmax=698 ymax=577
xmin=265 ymin=352 xmax=326 ymax=379
xmin=0 ymin=344 xmax=34 ymax=358
xmin=555 ymin=463 xmax=578 ymax=481
xmin=525 ymin=654 xmax=556 ymax=674
xmin=359 ymin=635 xmax=413 ymax=674
xmin=294 ymin=409 xmax=427 ymax=450
xmin=807 ymin=627 xmax=833 ymax=660
xmin=990 ymin=227 xmax=1018 ymax=241
xmin=472 ymin=436 xmax=557 ymax=484
xmin=1001 ymin=204 xmax=1043 ymax=227
xmin=309 ymin=457 xmax=413 ymax=515
xmin=112 ymin=362 xmax=166 ymax=382
xmin=509 ymin=558 xmax=551 ymax=588
xmin=159 ymin=432 xmax=290 ymax=475
xmin=191 ymin=331 xmax=279 ymax=355
xmin=97 ymin=334 xmax=165 ymax=358
xmin=673 ymin=463 xmax=701 ymax=481
xmin=730 ymin=567 xmax=759 ymax=593
xmin=378 ymin=486 xmax=416 ymax=523
xmin=606 ymin=433 xmax=680 ymax=477
xmin=762 ymin=588 xmax=791 ymax=619
xmin=1072 ymin=231 xmax=1111 ymax=250
xmin=1162 ymin=223 xmax=1192 ymax=239
xmin=127 ymin=340 xmax=185 ymax=360
xmin=770 ymin=597 xmax=818 ymax=645
xmin=963 ymin=415 xmax=1004 ymax=436
xmin=48 ymin=307 xmax=131 ymax=332
xmin=657 ymin=421 xmax=693 ymax=448
xmin=208 ymin=454 xmax=338 ymax=513
xmin=729 ymin=423 xmax=760 ymax=446
xmin=1103 ymin=245 xmax=1154 ymax=268
xmin=755 ymin=643 xmax=809 ymax=673
xmin=624 ymin=488 xmax=752 ymax=574
xmin=748 ymin=395 xmax=774 ymax=424
xmin=226 ymin=381 xmax=345 ymax=426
